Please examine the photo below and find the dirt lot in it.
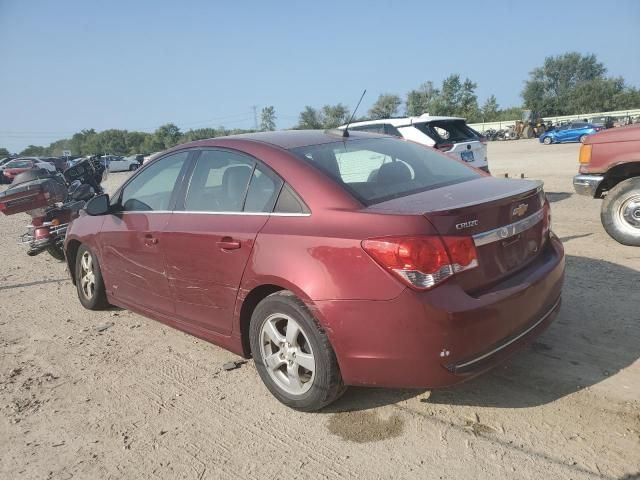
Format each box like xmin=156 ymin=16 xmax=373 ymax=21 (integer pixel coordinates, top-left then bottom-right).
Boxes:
xmin=1 ymin=140 xmax=638 ymax=480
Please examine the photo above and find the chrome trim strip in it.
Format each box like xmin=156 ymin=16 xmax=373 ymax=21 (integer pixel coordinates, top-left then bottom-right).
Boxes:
xmin=117 ymin=210 xmax=310 ymax=217
xmin=472 ymin=209 xmax=544 ymax=247
xmin=453 ymin=296 xmax=561 ymax=370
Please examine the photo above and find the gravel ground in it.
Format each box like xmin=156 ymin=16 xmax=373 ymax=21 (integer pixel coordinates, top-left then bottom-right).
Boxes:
xmin=0 ymin=140 xmax=638 ymax=480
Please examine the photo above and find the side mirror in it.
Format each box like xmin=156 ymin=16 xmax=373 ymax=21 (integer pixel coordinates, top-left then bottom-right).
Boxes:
xmin=85 ymin=194 xmax=110 ymax=216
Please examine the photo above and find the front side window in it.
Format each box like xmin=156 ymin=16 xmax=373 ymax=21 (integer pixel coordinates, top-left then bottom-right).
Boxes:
xmin=8 ymin=160 xmax=32 ymax=168
xmin=119 ymin=151 xmax=189 ymax=211
xmin=292 ymin=137 xmax=480 ymax=205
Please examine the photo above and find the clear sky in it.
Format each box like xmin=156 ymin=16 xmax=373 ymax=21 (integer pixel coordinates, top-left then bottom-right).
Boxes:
xmin=1 ymin=0 xmax=639 ymax=153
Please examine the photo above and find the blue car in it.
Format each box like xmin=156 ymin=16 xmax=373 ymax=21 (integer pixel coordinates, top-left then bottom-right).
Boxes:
xmin=539 ymin=122 xmax=601 ymax=145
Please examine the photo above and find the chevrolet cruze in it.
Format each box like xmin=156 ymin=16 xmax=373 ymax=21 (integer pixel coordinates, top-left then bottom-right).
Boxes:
xmin=64 ymin=130 xmax=565 ymax=411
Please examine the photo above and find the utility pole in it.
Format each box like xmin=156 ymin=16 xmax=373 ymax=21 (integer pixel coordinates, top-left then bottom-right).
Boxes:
xmin=252 ymin=105 xmax=258 ymax=131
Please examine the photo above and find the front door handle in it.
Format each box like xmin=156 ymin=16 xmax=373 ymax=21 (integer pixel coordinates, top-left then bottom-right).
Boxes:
xmin=217 ymin=237 xmax=241 ymax=250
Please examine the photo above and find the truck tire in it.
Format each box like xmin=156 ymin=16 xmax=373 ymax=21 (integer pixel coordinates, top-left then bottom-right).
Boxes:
xmin=601 ymin=177 xmax=640 ymax=246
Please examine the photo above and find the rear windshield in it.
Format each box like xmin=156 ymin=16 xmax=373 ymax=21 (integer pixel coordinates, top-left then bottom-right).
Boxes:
xmin=291 ymin=137 xmax=480 ymax=205
xmin=414 ymin=120 xmax=479 ymax=144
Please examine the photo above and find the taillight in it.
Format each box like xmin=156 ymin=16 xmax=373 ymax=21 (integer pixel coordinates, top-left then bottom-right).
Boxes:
xmin=479 ymin=136 xmax=488 ymax=145
xmin=579 ymin=144 xmax=592 ymax=164
xmin=361 ymin=235 xmax=478 ymax=290
xmin=435 ymin=143 xmax=453 ymax=152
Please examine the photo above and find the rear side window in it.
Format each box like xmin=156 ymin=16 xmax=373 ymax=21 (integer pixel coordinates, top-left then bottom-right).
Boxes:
xmin=244 ymin=165 xmax=284 ymax=213
xmin=414 ymin=120 xmax=478 ymax=144
xmin=274 ymin=184 xmax=309 ymax=214
xmin=292 ymin=137 xmax=479 ymax=205
xmin=184 ymin=150 xmax=254 ymax=212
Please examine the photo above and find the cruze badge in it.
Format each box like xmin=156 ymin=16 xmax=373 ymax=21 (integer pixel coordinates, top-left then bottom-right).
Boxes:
xmin=456 ymin=219 xmax=479 ymax=230
xmin=512 ymin=203 xmax=529 ymax=217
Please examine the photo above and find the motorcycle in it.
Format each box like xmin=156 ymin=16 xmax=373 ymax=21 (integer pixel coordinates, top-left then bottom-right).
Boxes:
xmin=0 ymin=158 xmax=106 ymax=260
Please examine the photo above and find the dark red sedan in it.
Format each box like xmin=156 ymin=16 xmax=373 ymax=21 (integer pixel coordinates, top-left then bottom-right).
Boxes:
xmin=64 ymin=130 xmax=564 ymax=411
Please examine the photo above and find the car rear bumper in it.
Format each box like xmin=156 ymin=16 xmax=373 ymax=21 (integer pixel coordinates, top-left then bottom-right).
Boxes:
xmin=573 ymin=174 xmax=604 ymax=197
xmin=316 ymin=234 xmax=565 ymax=388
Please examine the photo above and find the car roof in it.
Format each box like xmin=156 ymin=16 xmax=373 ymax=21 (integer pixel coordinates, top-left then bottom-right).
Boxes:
xmin=176 ymin=129 xmax=387 ymax=151
xmin=340 ymin=115 xmax=465 ymax=129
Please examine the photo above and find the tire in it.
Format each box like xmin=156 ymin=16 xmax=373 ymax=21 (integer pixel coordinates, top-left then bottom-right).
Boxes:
xmin=249 ymin=291 xmax=345 ymax=411
xmin=601 ymin=177 xmax=640 ymax=246
xmin=129 ymin=164 xmax=138 ymax=171
xmin=543 ymin=136 xmax=552 ymax=145
xmin=46 ymin=244 xmax=66 ymax=261
xmin=579 ymin=134 xmax=588 ymax=143
xmin=75 ymin=245 xmax=109 ymax=310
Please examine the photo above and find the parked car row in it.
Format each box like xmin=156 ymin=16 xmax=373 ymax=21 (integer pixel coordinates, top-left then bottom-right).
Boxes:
xmin=0 ymin=157 xmax=57 ymax=184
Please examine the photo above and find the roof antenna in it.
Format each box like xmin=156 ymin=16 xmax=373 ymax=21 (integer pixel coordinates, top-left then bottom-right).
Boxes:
xmin=326 ymin=89 xmax=366 ymax=138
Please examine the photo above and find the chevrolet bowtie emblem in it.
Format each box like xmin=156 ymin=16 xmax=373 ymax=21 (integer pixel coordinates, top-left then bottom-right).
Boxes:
xmin=512 ymin=203 xmax=529 ymax=217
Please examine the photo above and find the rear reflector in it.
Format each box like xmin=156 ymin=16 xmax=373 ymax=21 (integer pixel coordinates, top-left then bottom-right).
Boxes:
xmin=362 ymin=235 xmax=478 ymax=290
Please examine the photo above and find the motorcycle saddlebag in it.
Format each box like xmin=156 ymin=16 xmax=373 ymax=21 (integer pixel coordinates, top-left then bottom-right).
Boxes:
xmin=0 ymin=177 xmax=67 ymax=216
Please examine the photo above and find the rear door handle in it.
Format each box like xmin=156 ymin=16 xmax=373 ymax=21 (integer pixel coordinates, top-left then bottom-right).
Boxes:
xmin=144 ymin=234 xmax=158 ymax=246
xmin=217 ymin=237 xmax=241 ymax=250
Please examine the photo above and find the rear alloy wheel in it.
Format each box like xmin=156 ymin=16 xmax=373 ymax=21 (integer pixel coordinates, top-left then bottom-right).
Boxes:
xmin=249 ymin=291 xmax=345 ymax=411
xmin=579 ymin=134 xmax=588 ymax=143
xmin=129 ymin=164 xmax=139 ymax=171
xmin=75 ymin=245 xmax=109 ymax=310
xmin=601 ymin=177 xmax=640 ymax=246
xmin=543 ymin=136 xmax=552 ymax=145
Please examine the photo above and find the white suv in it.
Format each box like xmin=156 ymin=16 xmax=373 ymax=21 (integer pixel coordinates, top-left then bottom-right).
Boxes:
xmin=341 ymin=114 xmax=489 ymax=172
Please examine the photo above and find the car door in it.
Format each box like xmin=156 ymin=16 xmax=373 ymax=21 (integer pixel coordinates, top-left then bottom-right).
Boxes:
xmin=108 ymin=157 xmax=124 ymax=172
xmin=98 ymin=150 xmax=191 ymax=315
xmin=162 ymin=149 xmax=283 ymax=335
xmin=555 ymin=125 xmax=570 ymax=141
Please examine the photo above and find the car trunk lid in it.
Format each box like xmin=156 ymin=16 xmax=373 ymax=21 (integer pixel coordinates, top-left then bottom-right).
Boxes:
xmin=366 ymin=176 xmax=546 ymax=291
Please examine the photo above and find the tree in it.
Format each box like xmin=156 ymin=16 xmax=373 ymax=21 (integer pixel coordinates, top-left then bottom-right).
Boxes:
xmin=260 ymin=106 xmax=277 ymax=131
xmin=481 ymin=95 xmax=499 ymax=122
xmin=297 ymin=106 xmax=323 ymax=129
xmin=125 ymin=131 xmax=150 ymax=154
xmin=182 ymin=128 xmax=219 ymax=142
xmin=406 ymin=81 xmax=439 ymax=116
xmin=321 ymin=104 xmax=350 ymax=128
xmin=369 ymin=94 xmax=402 ymax=119
xmin=522 ymin=52 xmax=608 ymax=116
xmin=459 ymin=78 xmax=481 ymax=122
xmin=20 ymin=145 xmax=47 ymax=156
xmin=0 ymin=147 xmax=10 ymax=157
xmin=153 ymin=123 xmax=182 ymax=149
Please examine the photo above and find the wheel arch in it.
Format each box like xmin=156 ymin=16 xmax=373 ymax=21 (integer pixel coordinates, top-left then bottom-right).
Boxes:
xmin=65 ymin=239 xmax=82 ymax=285
xmin=599 ymin=161 xmax=640 ymax=196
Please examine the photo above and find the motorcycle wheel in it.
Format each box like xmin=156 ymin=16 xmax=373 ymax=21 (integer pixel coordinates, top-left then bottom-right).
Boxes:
xmin=46 ymin=244 xmax=66 ymax=261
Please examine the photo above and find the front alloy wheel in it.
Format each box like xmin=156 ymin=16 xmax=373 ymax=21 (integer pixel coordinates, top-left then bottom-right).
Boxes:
xmin=75 ymin=245 xmax=109 ymax=310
